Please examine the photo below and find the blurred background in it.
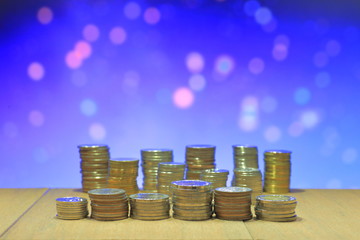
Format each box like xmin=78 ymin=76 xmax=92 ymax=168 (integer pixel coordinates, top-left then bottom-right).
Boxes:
xmin=1 ymin=0 xmax=359 ymax=188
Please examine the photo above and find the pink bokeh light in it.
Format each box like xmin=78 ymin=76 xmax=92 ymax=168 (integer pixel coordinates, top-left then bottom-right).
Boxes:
xmin=37 ymin=7 xmax=53 ymax=25
xmin=144 ymin=7 xmax=161 ymax=25
xmin=173 ymin=87 xmax=195 ymax=109
xmin=109 ymin=27 xmax=127 ymax=45
xmin=28 ymin=62 xmax=45 ymax=81
xmin=83 ymin=24 xmax=100 ymax=42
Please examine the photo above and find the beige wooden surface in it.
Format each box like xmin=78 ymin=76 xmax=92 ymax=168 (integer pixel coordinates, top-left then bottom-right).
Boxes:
xmin=0 ymin=188 xmax=48 ymax=236
xmin=1 ymin=189 xmax=360 ymax=240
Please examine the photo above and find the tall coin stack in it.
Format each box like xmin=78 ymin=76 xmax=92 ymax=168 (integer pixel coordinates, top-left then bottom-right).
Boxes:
xmin=171 ymin=180 xmax=213 ymax=221
xmin=157 ymin=162 xmax=186 ymax=196
xmin=78 ymin=144 xmax=110 ymax=192
xmin=263 ymin=150 xmax=291 ymax=193
xmin=141 ymin=149 xmax=173 ymax=191
xmin=200 ymin=169 xmax=229 ymax=189
xmin=88 ymin=188 xmax=128 ymax=221
xmin=233 ymin=145 xmax=259 ymax=169
xmin=255 ymin=195 xmax=297 ymax=222
xmin=185 ymin=145 xmax=216 ymax=179
xmin=56 ymin=197 xmax=88 ymax=220
xmin=107 ymin=158 xmax=139 ymax=195
xmin=214 ymin=187 xmax=252 ymax=221
xmin=129 ymin=193 xmax=170 ymax=220
xmin=232 ymin=168 xmax=263 ymax=203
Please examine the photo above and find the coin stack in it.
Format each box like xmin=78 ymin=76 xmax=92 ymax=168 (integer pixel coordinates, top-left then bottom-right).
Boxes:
xmin=232 ymin=168 xmax=263 ymax=203
xmin=88 ymin=188 xmax=128 ymax=221
xmin=214 ymin=187 xmax=252 ymax=221
xmin=129 ymin=193 xmax=170 ymax=220
xmin=56 ymin=197 xmax=88 ymax=220
xmin=107 ymin=158 xmax=139 ymax=195
xmin=157 ymin=162 xmax=186 ymax=196
xmin=263 ymin=150 xmax=292 ymax=193
xmin=171 ymin=180 xmax=213 ymax=221
xmin=185 ymin=145 xmax=216 ymax=179
xmin=200 ymin=169 xmax=229 ymax=189
xmin=78 ymin=144 xmax=110 ymax=192
xmin=255 ymin=195 xmax=297 ymax=222
xmin=141 ymin=149 xmax=173 ymax=191
xmin=233 ymin=145 xmax=259 ymax=169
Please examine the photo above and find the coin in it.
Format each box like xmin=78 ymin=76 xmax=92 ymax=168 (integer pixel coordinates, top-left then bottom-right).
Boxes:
xmin=157 ymin=162 xmax=185 ymax=196
xmin=232 ymin=167 xmax=262 ymax=204
xmin=129 ymin=193 xmax=170 ymax=220
xmin=200 ymin=169 xmax=229 ymax=189
xmin=185 ymin=145 xmax=216 ymax=179
xmin=107 ymin=158 xmax=139 ymax=195
xmin=232 ymin=145 xmax=259 ymax=169
xmin=255 ymin=194 xmax=297 ymax=222
xmin=55 ymin=197 xmax=88 ymax=220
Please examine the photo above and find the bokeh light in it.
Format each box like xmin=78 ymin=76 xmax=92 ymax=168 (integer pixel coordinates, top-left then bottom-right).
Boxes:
xmin=109 ymin=27 xmax=127 ymax=45
xmin=243 ymin=0 xmax=260 ymax=17
xmin=65 ymin=51 xmax=83 ymax=69
xmin=288 ymin=121 xmax=304 ymax=137
xmin=82 ymin=24 xmax=100 ymax=42
xmin=80 ymin=98 xmax=98 ymax=116
xmin=173 ymin=87 xmax=195 ymax=109
xmin=254 ymin=7 xmax=273 ymax=25
xmin=215 ymin=55 xmax=235 ymax=75
xmin=248 ymin=57 xmax=265 ymax=75
xmin=123 ymin=70 xmax=140 ymax=94
xmin=124 ymin=2 xmax=141 ymax=20
xmin=341 ymin=148 xmax=357 ymax=164
xmin=89 ymin=123 xmax=107 ymax=141
xmin=264 ymin=125 xmax=282 ymax=142
xmin=186 ymin=52 xmax=205 ymax=73
xmin=37 ymin=7 xmax=53 ymax=25
xmin=188 ymin=74 xmax=206 ymax=91
xmin=28 ymin=62 xmax=45 ymax=81
xmin=272 ymin=44 xmax=288 ymax=61
xmin=313 ymin=51 xmax=329 ymax=68
xmin=74 ymin=41 xmax=92 ymax=59
xmin=315 ymin=71 xmax=331 ymax=88
xmin=239 ymin=96 xmax=258 ymax=132
xmin=325 ymin=40 xmax=341 ymax=57
xmin=29 ymin=110 xmax=45 ymax=127
xmin=300 ymin=110 xmax=320 ymax=129
xmin=144 ymin=7 xmax=161 ymax=25
xmin=294 ymin=87 xmax=311 ymax=105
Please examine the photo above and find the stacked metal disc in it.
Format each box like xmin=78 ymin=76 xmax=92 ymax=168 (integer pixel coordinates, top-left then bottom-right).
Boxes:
xmin=232 ymin=167 xmax=263 ymax=203
xmin=214 ymin=187 xmax=252 ymax=221
xmin=200 ymin=169 xmax=229 ymax=189
xmin=129 ymin=193 xmax=170 ymax=220
xmin=88 ymin=188 xmax=128 ymax=221
xmin=185 ymin=145 xmax=216 ymax=179
xmin=171 ymin=180 xmax=213 ymax=221
xmin=78 ymin=144 xmax=110 ymax=192
xmin=56 ymin=197 xmax=88 ymax=220
xmin=263 ymin=150 xmax=292 ymax=193
xmin=255 ymin=195 xmax=297 ymax=222
xmin=157 ymin=162 xmax=186 ymax=196
xmin=107 ymin=158 xmax=139 ymax=195
xmin=141 ymin=149 xmax=173 ymax=191
xmin=233 ymin=145 xmax=259 ymax=169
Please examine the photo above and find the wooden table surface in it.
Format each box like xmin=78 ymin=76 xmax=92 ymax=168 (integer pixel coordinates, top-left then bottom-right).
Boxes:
xmin=0 ymin=189 xmax=359 ymax=240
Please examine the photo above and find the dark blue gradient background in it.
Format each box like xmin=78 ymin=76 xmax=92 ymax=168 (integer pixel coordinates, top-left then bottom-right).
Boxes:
xmin=1 ymin=0 xmax=359 ymax=188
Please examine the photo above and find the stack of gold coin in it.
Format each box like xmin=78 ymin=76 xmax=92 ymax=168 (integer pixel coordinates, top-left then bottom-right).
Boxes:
xmin=129 ymin=193 xmax=170 ymax=220
xmin=88 ymin=188 xmax=128 ymax=221
xmin=185 ymin=145 xmax=216 ymax=179
xmin=263 ymin=150 xmax=291 ymax=193
xmin=141 ymin=149 xmax=173 ymax=191
xmin=233 ymin=145 xmax=259 ymax=169
xmin=157 ymin=162 xmax=186 ymax=196
xmin=56 ymin=197 xmax=88 ymax=220
xmin=214 ymin=187 xmax=252 ymax=221
xmin=107 ymin=158 xmax=139 ymax=195
xmin=200 ymin=169 xmax=229 ymax=189
xmin=78 ymin=144 xmax=110 ymax=192
xmin=255 ymin=195 xmax=297 ymax=222
xmin=171 ymin=180 xmax=213 ymax=221
xmin=232 ymin=167 xmax=263 ymax=203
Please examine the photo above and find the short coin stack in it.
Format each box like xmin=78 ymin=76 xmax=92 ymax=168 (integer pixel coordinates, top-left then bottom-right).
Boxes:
xmin=78 ymin=144 xmax=110 ymax=192
xmin=88 ymin=188 xmax=128 ymax=221
xmin=263 ymin=150 xmax=292 ymax=193
xmin=200 ymin=169 xmax=229 ymax=189
xmin=107 ymin=158 xmax=139 ymax=195
xmin=157 ymin=162 xmax=186 ymax=196
xmin=129 ymin=193 xmax=170 ymax=220
xmin=233 ymin=145 xmax=259 ymax=169
xmin=255 ymin=195 xmax=297 ymax=222
xmin=214 ymin=187 xmax=252 ymax=221
xmin=141 ymin=149 xmax=173 ymax=191
xmin=185 ymin=145 xmax=216 ymax=179
xmin=171 ymin=180 xmax=213 ymax=221
xmin=56 ymin=197 xmax=88 ymax=220
xmin=232 ymin=168 xmax=263 ymax=203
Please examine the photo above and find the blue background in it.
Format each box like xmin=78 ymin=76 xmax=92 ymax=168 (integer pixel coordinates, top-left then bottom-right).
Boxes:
xmin=1 ymin=0 xmax=359 ymax=188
